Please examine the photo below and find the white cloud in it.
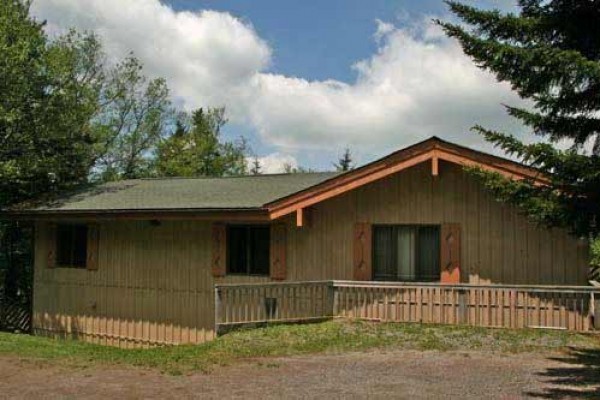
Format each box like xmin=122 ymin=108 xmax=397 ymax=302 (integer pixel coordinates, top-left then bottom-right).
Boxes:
xmin=246 ymin=18 xmax=524 ymax=155
xmin=246 ymin=153 xmax=298 ymax=174
xmin=374 ymin=19 xmax=395 ymax=42
xmin=32 ymin=0 xmax=271 ymax=111
xmin=32 ymin=0 xmax=526 ymax=165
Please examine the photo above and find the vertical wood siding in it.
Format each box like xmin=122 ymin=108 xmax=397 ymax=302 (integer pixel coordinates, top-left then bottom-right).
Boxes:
xmin=285 ymin=161 xmax=589 ymax=285
xmin=33 ymin=161 xmax=589 ymax=347
xmin=33 ymin=220 xmax=269 ymax=348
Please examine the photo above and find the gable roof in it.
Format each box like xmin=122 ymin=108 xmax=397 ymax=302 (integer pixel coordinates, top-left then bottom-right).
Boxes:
xmin=5 ymin=137 xmax=547 ymax=221
xmin=265 ymin=136 xmax=548 ymax=220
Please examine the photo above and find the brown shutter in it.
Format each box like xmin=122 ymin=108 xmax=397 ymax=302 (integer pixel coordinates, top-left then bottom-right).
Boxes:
xmin=353 ymin=222 xmax=372 ymax=281
xmin=86 ymin=224 xmax=100 ymax=271
xmin=440 ymin=223 xmax=461 ymax=284
xmin=47 ymin=222 xmax=57 ymax=269
xmin=270 ymin=223 xmax=287 ymax=280
xmin=211 ymin=223 xmax=227 ymax=277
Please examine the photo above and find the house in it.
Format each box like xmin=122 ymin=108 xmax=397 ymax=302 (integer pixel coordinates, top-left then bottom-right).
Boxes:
xmin=7 ymin=137 xmax=589 ymax=347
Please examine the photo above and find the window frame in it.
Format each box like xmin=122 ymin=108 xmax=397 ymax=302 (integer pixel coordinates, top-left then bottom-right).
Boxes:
xmin=371 ymin=224 xmax=441 ymax=282
xmin=226 ymin=224 xmax=270 ymax=277
xmin=55 ymin=223 xmax=88 ymax=269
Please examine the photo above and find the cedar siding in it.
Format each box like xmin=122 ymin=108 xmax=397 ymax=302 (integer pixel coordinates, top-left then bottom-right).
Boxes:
xmin=32 ymin=160 xmax=588 ymax=347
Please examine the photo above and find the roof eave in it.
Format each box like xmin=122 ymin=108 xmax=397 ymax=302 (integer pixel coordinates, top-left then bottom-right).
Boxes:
xmin=1 ymin=207 xmax=270 ymax=222
xmin=265 ymin=137 xmax=549 ymax=220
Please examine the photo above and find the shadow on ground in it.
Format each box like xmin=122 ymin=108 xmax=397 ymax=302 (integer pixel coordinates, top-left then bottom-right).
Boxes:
xmin=526 ymin=347 xmax=600 ymax=399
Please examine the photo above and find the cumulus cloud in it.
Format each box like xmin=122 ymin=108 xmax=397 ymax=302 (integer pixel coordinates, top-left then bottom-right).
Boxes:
xmin=247 ymin=18 xmax=524 ymax=155
xmin=32 ymin=0 xmax=271 ymax=112
xmin=32 ymin=0 xmax=526 ymax=164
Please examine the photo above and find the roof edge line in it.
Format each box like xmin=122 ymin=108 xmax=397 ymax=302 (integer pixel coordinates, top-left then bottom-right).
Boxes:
xmin=266 ymin=137 xmax=548 ymax=220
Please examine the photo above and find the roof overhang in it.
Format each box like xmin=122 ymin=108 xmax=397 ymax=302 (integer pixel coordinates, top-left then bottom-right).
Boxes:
xmin=2 ymin=137 xmax=547 ymax=224
xmin=265 ymin=137 xmax=549 ymax=221
xmin=5 ymin=208 xmax=270 ymax=222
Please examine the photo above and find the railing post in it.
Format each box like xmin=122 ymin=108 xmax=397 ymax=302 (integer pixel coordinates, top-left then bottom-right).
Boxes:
xmin=329 ymin=281 xmax=337 ymax=318
xmin=458 ymin=289 xmax=467 ymax=325
xmin=214 ymin=286 xmax=221 ymax=336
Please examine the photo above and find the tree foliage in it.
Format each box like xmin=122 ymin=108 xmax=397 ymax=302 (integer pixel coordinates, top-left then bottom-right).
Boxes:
xmin=154 ymin=108 xmax=248 ymax=177
xmin=0 ymin=1 xmax=105 ymax=300
xmin=249 ymin=156 xmax=262 ymax=175
xmin=439 ymin=0 xmax=600 ymax=238
xmin=1 ymin=1 xmax=103 ymax=207
xmin=93 ymin=57 xmax=173 ymax=181
xmin=334 ymin=148 xmax=354 ymax=172
xmin=282 ymin=163 xmax=314 ymax=174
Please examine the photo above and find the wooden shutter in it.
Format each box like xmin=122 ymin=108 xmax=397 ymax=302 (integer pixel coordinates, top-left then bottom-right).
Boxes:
xmin=353 ymin=222 xmax=372 ymax=281
xmin=440 ymin=223 xmax=461 ymax=284
xmin=47 ymin=222 xmax=57 ymax=269
xmin=270 ymin=224 xmax=287 ymax=280
xmin=211 ymin=223 xmax=227 ymax=277
xmin=86 ymin=224 xmax=100 ymax=271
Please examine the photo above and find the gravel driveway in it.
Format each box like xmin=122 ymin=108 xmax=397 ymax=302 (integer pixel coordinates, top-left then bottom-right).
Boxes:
xmin=0 ymin=349 xmax=598 ymax=399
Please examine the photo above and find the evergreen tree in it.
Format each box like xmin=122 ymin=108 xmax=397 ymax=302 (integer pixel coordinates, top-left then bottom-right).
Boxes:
xmin=334 ymin=148 xmax=354 ymax=172
xmin=1 ymin=1 xmax=105 ymax=300
xmin=282 ymin=163 xmax=313 ymax=174
xmin=250 ymin=157 xmax=262 ymax=175
xmin=154 ymin=107 xmax=248 ymax=177
xmin=438 ymin=0 xmax=600 ymax=238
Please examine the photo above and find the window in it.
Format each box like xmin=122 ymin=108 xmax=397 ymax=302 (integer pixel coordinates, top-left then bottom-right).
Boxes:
xmin=56 ymin=224 xmax=88 ymax=268
xmin=227 ymin=225 xmax=270 ymax=276
xmin=372 ymin=225 xmax=440 ymax=282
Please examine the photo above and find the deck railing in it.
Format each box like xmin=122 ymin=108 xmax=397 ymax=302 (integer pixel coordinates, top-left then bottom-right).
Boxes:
xmin=215 ymin=281 xmax=334 ymax=332
xmin=215 ymin=281 xmax=600 ymax=333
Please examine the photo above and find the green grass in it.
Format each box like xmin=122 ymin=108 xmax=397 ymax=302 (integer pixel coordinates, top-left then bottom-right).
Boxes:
xmin=0 ymin=321 xmax=598 ymax=375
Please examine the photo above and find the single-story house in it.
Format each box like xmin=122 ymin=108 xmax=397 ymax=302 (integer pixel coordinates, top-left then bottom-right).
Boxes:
xmin=6 ymin=137 xmax=589 ymax=347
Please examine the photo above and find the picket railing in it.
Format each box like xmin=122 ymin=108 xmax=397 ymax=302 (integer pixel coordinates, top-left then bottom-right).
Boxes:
xmin=215 ymin=281 xmax=334 ymax=332
xmin=214 ymin=281 xmax=600 ymax=333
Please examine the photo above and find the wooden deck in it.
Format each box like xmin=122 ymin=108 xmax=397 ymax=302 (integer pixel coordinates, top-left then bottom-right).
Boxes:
xmin=215 ymin=281 xmax=600 ymax=333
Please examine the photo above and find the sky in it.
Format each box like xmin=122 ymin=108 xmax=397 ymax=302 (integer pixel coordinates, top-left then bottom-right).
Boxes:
xmin=31 ymin=0 xmax=524 ymax=172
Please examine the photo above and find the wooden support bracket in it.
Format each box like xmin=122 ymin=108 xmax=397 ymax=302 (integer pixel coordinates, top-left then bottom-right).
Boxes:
xmin=431 ymin=151 xmax=439 ymax=177
xmin=296 ymin=208 xmax=304 ymax=227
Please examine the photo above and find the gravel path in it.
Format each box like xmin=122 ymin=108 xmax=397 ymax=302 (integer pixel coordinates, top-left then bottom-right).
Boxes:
xmin=0 ymin=349 xmax=597 ymax=399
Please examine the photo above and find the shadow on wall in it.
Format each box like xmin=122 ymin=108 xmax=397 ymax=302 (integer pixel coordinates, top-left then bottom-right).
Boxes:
xmin=526 ymin=347 xmax=600 ymax=399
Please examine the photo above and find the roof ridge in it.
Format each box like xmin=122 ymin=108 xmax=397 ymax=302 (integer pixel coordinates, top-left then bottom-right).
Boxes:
xmin=134 ymin=171 xmax=336 ymax=181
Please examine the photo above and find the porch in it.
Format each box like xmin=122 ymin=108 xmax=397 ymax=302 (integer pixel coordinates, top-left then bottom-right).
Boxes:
xmin=215 ymin=281 xmax=600 ymax=333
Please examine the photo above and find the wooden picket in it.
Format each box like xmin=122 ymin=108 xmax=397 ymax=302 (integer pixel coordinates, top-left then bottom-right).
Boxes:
xmin=333 ymin=282 xmax=598 ymax=331
xmin=215 ymin=281 xmax=600 ymax=333
xmin=215 ymin=281 xmax=334 ymax=332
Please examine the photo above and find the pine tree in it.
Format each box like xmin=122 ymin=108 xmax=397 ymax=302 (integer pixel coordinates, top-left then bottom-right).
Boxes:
xmin=334 ymin=148 xmax=354 ymax=172
xmin=438 ymin=0 xmax=600 ymax=238
xmin=154 ymin=108 xmax=248 ymax=177
xmin=250 ymin=157 xmax=262 ymax=175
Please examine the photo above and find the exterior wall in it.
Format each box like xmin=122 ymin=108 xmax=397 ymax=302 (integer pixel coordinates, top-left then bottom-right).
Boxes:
xmin=32 ymin=161 xmax=589 ymax=347
xmin=285 ymin=161 xmax=589 ymax=285
xmin=33 ymin=220 xmax=267 ymax=348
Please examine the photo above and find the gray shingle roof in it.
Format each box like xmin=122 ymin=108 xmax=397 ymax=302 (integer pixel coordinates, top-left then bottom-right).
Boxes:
xmin=26 ymin=172 xmax=339 ymax=212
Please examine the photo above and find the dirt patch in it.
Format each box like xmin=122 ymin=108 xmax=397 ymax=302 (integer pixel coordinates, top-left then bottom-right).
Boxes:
xmin=0 ymin=349 xmax=597 ymax=399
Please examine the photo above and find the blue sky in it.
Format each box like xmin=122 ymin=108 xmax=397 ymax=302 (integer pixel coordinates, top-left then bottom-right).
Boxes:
xmin=34 ymin=0 xmax=522 ymax=172
xmin=168 ymin=0 xmax=513 ymax=81
xmin=170 ymin=0 xmax=444 ymax=82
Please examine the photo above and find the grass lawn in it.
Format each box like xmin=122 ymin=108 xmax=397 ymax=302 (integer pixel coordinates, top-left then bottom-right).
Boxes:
xmin=0 ymin=321 xmax=598 ymax=375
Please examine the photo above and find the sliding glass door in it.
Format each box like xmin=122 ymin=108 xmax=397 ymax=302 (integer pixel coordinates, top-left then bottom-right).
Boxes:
xmin=372 ymin=225 xmax=440 ymax=282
